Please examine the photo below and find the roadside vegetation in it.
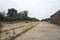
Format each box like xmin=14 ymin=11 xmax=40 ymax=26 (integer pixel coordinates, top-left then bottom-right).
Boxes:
xmin=10 ymin=22 xmax=39 ymax=40
xmin=0 ymin=8 xmax=39 ymax=40
xmin=0 ymin=8 xmax=39 ymax=22
xmin=41 ymin=18 xmax=50 ymax=22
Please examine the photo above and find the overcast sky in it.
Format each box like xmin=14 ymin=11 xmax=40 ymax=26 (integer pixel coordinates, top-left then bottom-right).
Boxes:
xmin=0 ymin=0 xmax=60 ymax=20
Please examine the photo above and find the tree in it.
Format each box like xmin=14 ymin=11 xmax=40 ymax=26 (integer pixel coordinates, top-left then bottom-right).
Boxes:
xmin=0 ymin=13 xmax=4 ymax=21
xmin=18 ymin=12 xmax=25 ymax=21
xmin=23 ymin=10 xmax=28 ymax=17
xmin=23 ymin=10 xmax=28 ymax=20
xmin=27 ymin=17 xmax=39 ymax=21
xmin=41 ymin=18 xmax=50 ymax=22
xmin=7 ymin=8 xmax=17 ymax=17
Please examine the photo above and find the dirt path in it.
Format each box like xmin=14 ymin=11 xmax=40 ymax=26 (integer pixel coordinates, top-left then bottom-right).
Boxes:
xmin=15 ymin=22 xmax=60 ymax=40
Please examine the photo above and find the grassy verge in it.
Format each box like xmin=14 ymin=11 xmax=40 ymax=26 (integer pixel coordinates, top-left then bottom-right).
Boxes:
xmin=10 ymin=22 xmax=39 ymax=40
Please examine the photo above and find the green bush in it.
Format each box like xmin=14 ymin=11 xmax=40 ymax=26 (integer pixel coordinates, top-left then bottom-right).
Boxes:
xmin=0 ymin=14 xmax=4 ymax=21
xmin=41 ymin=18 xmax=50 ymax=22
xmin=5 ymin=17 xmax=18 ymax=22
xmin=27 ymin=17 xmax=39 ymax=21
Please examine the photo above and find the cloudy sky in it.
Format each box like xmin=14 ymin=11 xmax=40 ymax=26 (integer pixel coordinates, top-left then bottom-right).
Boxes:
xmin=0 ymin=0 xmax=60 ymax=20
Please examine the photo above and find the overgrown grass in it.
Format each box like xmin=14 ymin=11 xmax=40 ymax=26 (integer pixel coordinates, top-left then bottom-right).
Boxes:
xmin=10 ymin=22 xmax=39 ymax=40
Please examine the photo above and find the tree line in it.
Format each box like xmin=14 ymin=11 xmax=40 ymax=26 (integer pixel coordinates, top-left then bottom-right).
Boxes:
xmin=0 ymin=8 xmax=39 ymax=22
xmin=41 ymin=18 xmax=50 ymax=22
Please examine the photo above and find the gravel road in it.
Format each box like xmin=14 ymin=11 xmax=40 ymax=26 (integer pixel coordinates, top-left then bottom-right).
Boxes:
xmin=15 ymin=22 xmax=60 ymax=40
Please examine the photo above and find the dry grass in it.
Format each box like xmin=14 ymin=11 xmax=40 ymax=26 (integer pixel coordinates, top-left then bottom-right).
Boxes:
xmin=10 ymin=22 xmax=39 ymax=40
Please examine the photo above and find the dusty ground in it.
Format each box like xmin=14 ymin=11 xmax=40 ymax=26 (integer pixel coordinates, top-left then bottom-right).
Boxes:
xmin=15 ymin=22 xmax=60 ymax=40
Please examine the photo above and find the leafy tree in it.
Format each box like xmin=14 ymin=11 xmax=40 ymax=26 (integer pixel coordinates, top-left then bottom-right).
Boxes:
xmin=23 ymin=10 xmax=28 ymax=20
xmin=41 ymin=18 xmax=50 ymax=22
xmin=18 ymin=11 xmax=25 ymax=21
xmin=7 ymin=8 xmax=17 ymax=17
xmin=23 ymin=10 xmax=28 ymax=17
xmin=0 ymin=13 xmax=4 ymax=21
xmin=26 ymin=17 xmax=39 ymax=21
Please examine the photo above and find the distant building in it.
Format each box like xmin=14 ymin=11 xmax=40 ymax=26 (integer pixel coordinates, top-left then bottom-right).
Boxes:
xmin=50 ymin=10 xmax=60 ymax=26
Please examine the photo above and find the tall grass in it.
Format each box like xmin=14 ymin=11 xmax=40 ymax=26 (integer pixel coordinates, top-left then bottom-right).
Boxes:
xmin=10 ymin=22 xmax=39 ymax=40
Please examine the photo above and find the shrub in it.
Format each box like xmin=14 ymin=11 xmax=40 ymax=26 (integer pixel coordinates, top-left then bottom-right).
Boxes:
xmin=0 ymin=14 xmax=4 ymax=21
xmin=41 ymin=18 xmax=50 ymax=22
xmin=5 ymin=17 xmax=18 ymax=22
